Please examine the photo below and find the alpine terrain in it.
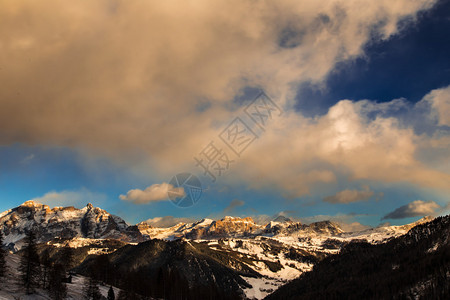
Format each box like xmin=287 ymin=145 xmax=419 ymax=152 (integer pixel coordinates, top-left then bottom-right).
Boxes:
xmin=0 ymin=201 xmax=447 ymax=299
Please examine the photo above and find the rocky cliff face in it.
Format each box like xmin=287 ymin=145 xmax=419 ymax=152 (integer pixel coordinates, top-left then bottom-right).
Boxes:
xmin=204 ymin=216 xmax=260 ymax=237
xmin=0 ymin=201 xmax=141 ymax=250
xmin=262 ymin=219 xmax=343 ymax=237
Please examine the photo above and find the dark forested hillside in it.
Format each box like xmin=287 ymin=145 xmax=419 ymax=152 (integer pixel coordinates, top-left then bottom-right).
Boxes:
xmin=266 ymin=215 xmax=450 ymax=300
xmin=76 ymin=239 xmax=260 ymax=300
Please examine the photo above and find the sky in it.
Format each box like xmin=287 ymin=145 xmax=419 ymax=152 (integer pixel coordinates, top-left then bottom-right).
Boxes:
xmin=0 ymin=0 xmax=449 ymax=229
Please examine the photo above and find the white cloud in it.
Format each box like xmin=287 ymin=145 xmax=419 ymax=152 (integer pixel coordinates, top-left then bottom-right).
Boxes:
xmin=236 ymin=97 xmax=450 ymax=198
xmin=119 ymin=183 xmax=184 ymax=204
xmin=144 ymin=216 xmax=195 ymax=228
xmin=382 ymin=200 xmax=441 ymax=220
xmin=423 ymin=85 xmax=450 ymax=126
xmin=323 ymin=186 xmax=377 ymax=204
xmin=30 ymin=189 xmax=107 ymax=208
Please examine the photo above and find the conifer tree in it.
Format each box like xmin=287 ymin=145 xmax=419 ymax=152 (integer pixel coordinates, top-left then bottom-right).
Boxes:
xmin=107 ymin=286 xmax=115 ymax=300
xmin=48 ymin=263 xmax=67 ymax=300
xmin=83 ymin=272 xmax=102 ymax=300
xmin=19 ymin=230 xmax=41 ymax=294
xmin=60 ymin=245 xmax=74 ymax=274
xmin=0 ymin=230 xmax=6 ymax=280
xmin=41 ymin=248 xmax=51 ymax=290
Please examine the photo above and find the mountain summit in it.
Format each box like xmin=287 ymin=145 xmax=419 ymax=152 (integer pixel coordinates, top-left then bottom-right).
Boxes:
xmin=0 ymin=201 xmax=140 ymax=250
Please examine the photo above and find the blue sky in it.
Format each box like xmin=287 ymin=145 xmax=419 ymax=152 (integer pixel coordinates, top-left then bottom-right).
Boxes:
xmin=0 ymin=0 xmax=449 ymax=228
xmin=296 ymin=0 xmax=450 ymax=115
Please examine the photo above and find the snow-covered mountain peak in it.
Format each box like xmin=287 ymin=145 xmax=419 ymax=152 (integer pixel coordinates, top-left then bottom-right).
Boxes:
xmin=20 ymin=200 xmax=45 ymax=208
xmin=0 ymin=202 xmax=137 ymax=250
xmin=193 ymin=218 xmax=214 ymax=227
xmin=309 ymin=220 xmax=343 ymax=234
xmin=219 ymin=216 xmax=255 ymax=223
xmin=1 ymin=200 xmax=438 ymax=256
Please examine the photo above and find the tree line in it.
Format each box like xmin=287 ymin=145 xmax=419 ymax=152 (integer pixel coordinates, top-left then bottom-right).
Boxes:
xmin=0 ymin=230 xmax=116 ymax=300
xmin=0 ymin=230 xmax=231 ymax=300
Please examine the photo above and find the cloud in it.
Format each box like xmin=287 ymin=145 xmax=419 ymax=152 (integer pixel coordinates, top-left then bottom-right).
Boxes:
xmin=119 ymin=183 xmax=184 ymax=204
xmin=423 ymin=85 xmax=450 ymax=126
xmin=0 ymin=0 xmax=436 ymax=167
xmin=30 ymin=189 xmax=107 ymax=208
xmin=223 ymin=199 xmax=245 ymax=215
xmin=144 ymin=216 xmax=195 ymax=228
xmin=323 ymin=185 xmax=377 ymax=204
xmin=382 ymin=200 xmax=441 ymax=220
xmin=236 ymin=96 xmax=450 ymax=198
xmin=1 ymin=0 xmax=446 ymax=201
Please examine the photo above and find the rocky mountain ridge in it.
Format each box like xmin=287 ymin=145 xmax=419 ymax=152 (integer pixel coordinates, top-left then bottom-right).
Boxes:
xmin=0 ymin=201 xmax=432 ymax=252
xmin=0 ymin=201 xmax=441 ymax=299
xmin=138 ymin=215 xmax=345 ymax=242
xmin=0 ymin=200 xmax=142 ymax=250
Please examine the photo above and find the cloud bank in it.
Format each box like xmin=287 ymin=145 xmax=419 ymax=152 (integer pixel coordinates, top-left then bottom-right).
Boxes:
xmin=2 ymin=0 xmax=447 ymax=203
xmin=382 ymin=200 xmax=441 ymax=220
xmin=237 ymin=94 xmax=450 ymax=197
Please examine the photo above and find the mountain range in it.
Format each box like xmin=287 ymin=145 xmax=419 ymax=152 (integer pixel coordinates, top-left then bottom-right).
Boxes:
xmin=267 ymin=215 xmax=450 ymax=299
xmin=0 ymin=201 xmax=445 ymax=299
